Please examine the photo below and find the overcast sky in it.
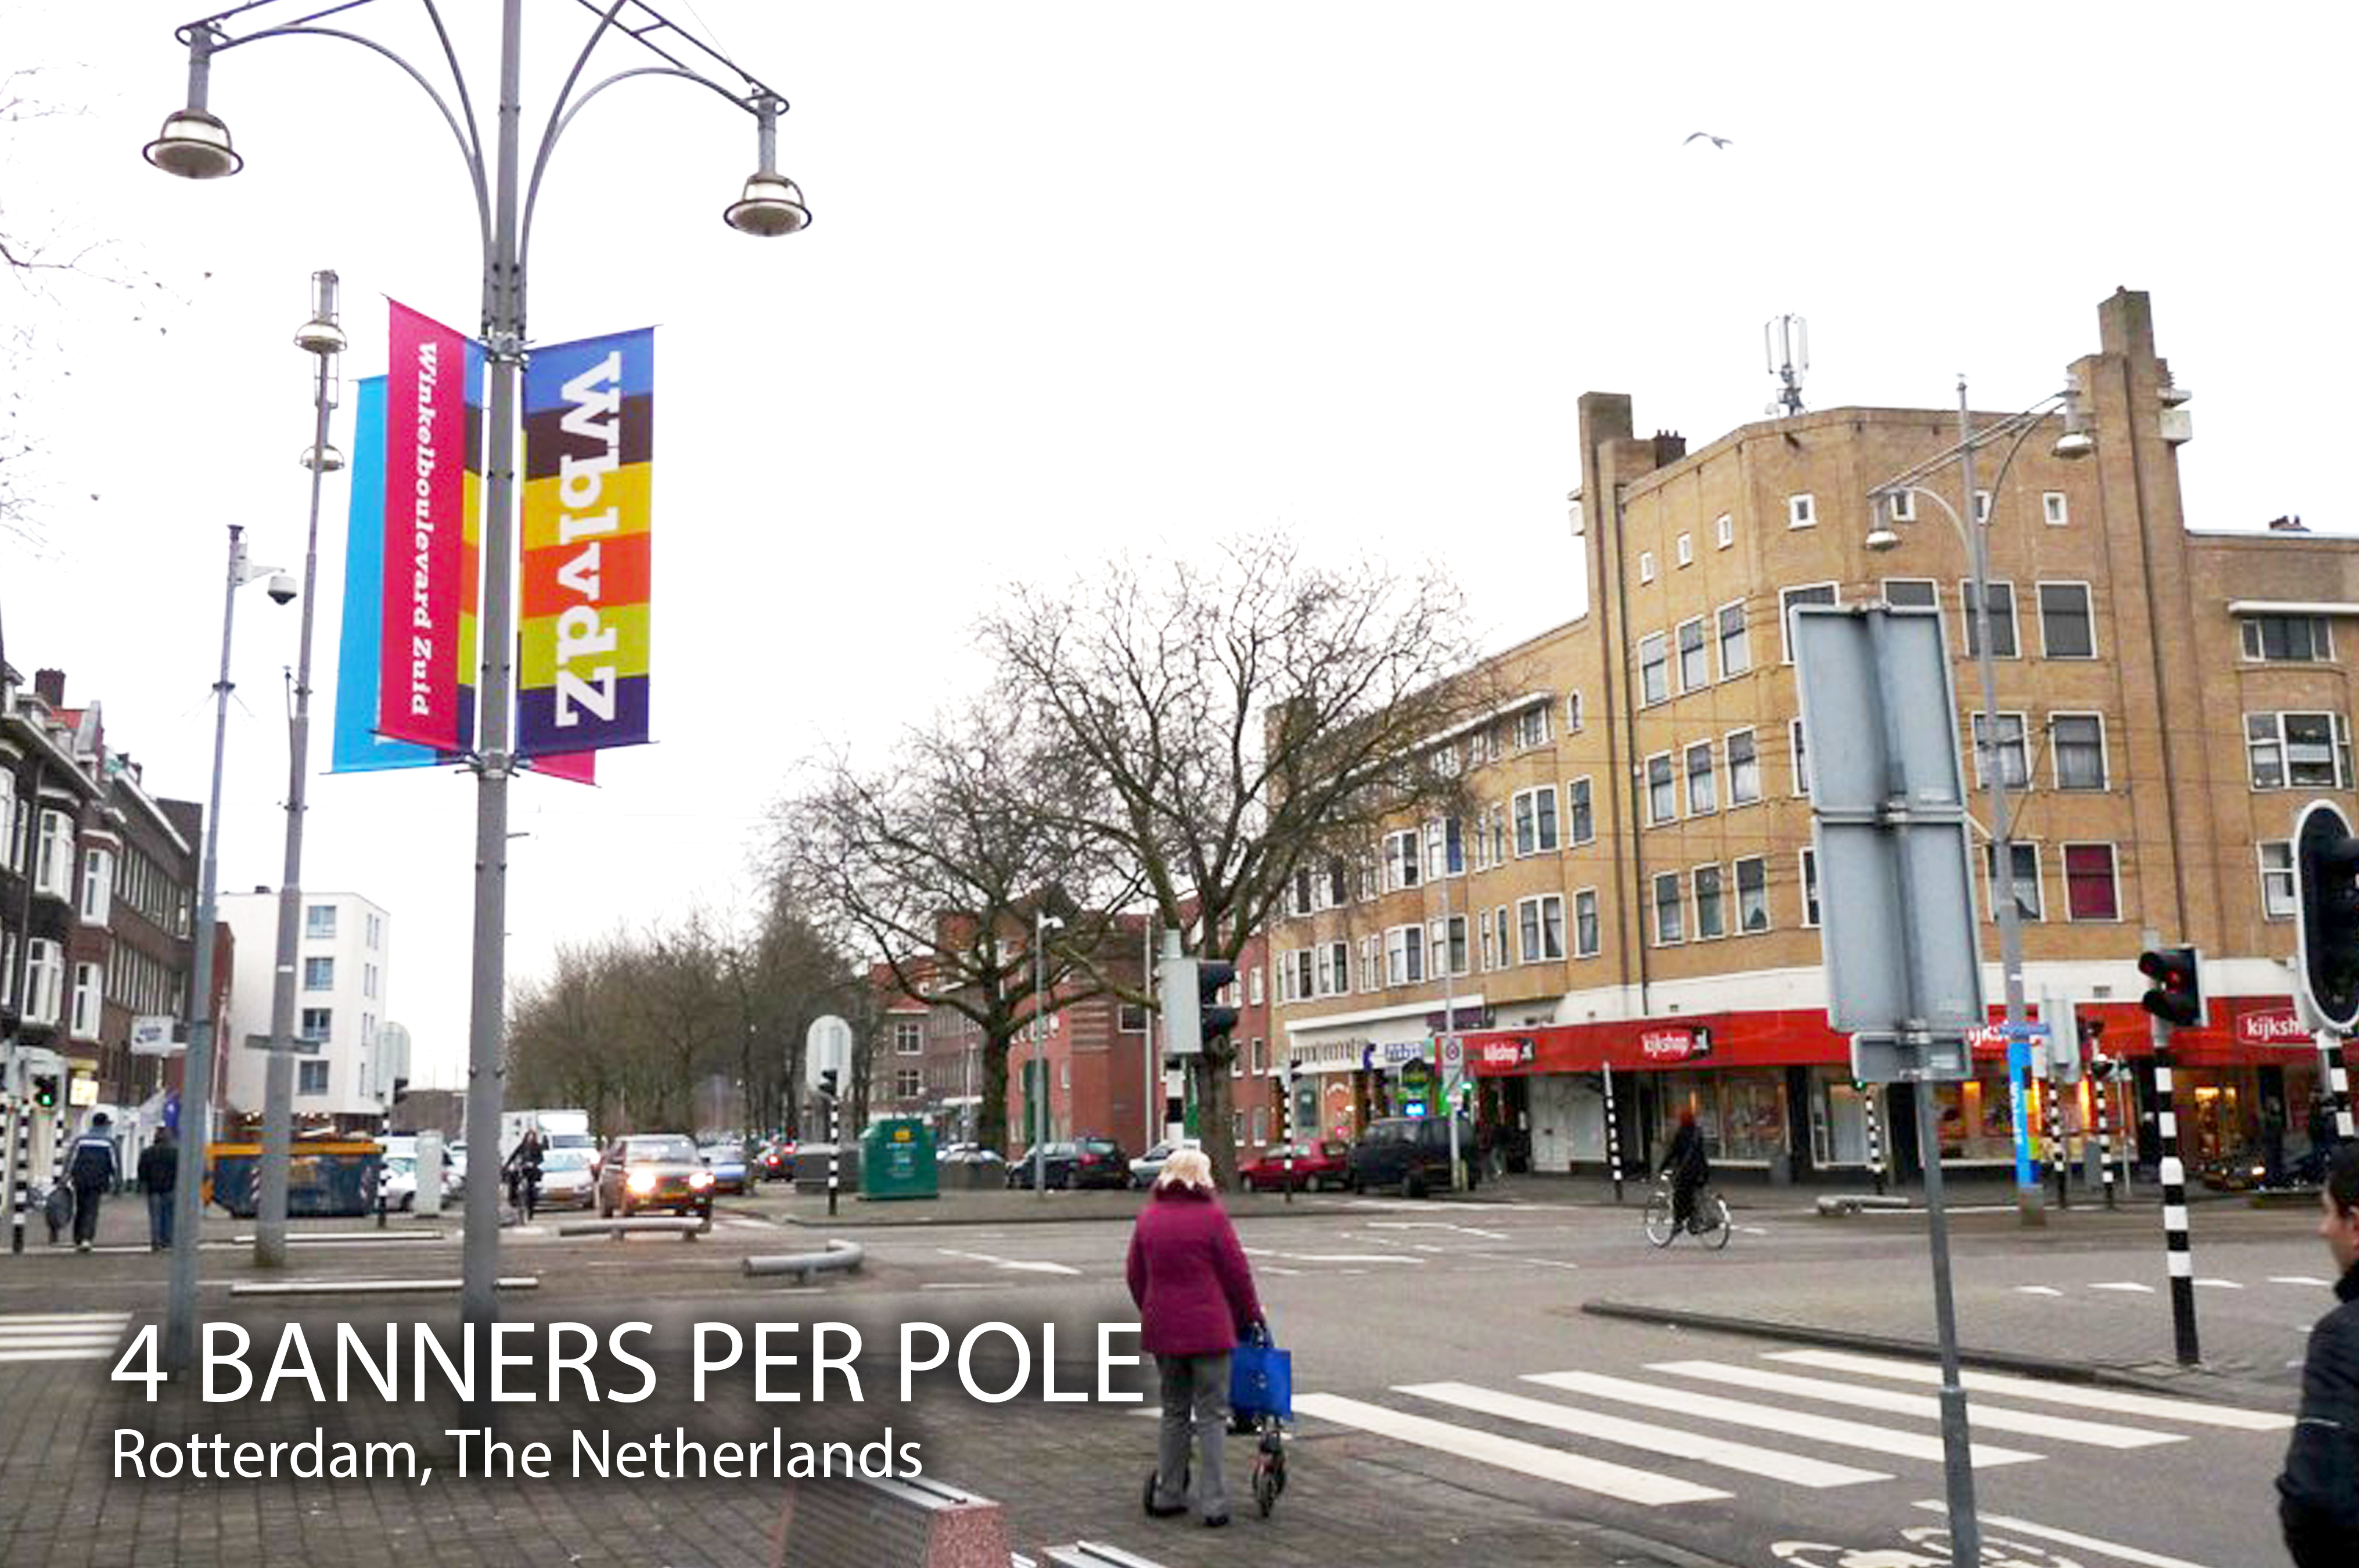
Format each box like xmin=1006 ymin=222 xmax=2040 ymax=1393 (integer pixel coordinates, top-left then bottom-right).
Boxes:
xmin=5 ymin=2 xmax=2352 ymax=1089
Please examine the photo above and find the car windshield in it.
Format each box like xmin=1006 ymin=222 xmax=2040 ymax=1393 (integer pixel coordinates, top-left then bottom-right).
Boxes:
xmin=700 ymin=1145 xmax=742 ymax=1161
xmin=542 ymin=1148 xmax=591 ymax=1171
xmin=384 ymin=1157 xmax=413 ymax=1176
xmin=625 ymin=1137 xmax=697 ymax=1163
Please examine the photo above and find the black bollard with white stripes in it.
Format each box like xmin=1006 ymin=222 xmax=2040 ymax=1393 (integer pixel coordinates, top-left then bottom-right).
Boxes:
xmin=2153 ymin=1022 xmax=2200 ymax=1365
xmin=1861 ymin=1082 xmax=1886 ymax=1196
xmin=2318 ymin=1028 xmax=2357 ymax=1145
xmin=2044 ymin=1067 xmax=2070 ymax=1210
xmin=1282 ymin=1064 xmax=1296 ymax=1206
xmin=1602 ymin=1062 xmax=1624 ymax=1203
xmin=2094 ymin=1059 xmax=2117 ymax=1209
xmin=826 ymin=1095 xmax=840 ymax=1220
xmin=7 ymin=1085 xmax=28 ymax=1256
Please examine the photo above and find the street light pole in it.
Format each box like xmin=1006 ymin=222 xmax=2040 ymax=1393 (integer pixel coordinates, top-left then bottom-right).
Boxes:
xmin=1032 ymin=908 xmax=1061 ymax=1198
xmin=254 ymin=270 xmax=346 ymax=1268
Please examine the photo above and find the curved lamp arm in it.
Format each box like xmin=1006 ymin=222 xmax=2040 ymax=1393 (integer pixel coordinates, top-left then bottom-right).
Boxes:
xmin=520 ymin=64 xmax=757 ymax=280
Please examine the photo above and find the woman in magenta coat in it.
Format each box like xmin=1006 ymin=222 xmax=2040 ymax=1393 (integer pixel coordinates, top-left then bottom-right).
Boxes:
xmin=1125 ymin=1146 xmax=1263 ymax=1527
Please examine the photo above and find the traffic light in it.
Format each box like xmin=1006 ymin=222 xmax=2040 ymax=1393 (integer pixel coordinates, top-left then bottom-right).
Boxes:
xmin=817 ymin=1068 xmax=839 ymax=1101
xmin=1198 ymin=959 xmax=1238 ymax=1048
xmin=2296 ymin=801 xmax=2359 ymax=1031
xmin=2138 ymin=946 xmax=2203 ymax=1028
xmin=30 ymin=1074 xmax=59 ymax=1110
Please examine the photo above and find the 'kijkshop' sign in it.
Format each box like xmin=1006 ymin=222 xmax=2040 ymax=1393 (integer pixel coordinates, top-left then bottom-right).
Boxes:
xmin=1639 ymin=1028 xmax=1711 ymax=1063
xmin=2235 ymin=1007 xmax=2307 ymax=1046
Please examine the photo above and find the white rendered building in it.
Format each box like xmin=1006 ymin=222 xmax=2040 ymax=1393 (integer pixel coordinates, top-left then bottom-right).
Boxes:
xmin=218 ymin=889 xmax=393 ymax=1124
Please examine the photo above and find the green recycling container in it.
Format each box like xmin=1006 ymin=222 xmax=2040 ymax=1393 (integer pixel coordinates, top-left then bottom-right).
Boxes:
xmin=859 ymin=1119 xmax=938 ymax=1200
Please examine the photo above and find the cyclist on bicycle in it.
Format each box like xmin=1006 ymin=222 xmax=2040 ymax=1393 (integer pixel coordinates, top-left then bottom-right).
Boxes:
xmin=1659 ymin=1106 xmax=1710 ymax=1232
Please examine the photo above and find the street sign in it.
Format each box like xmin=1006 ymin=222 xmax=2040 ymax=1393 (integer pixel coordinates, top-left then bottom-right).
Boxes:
xmin=1438 ymin=1035 xmax=1465 ymax=1075
xmin=804 ymin=1015 xmax=853 ymax=1092
xmin=129 ymin=1015 xmax=184 ymax=1056
xmin=242 ymin=1033 xmax=323 ymax=1056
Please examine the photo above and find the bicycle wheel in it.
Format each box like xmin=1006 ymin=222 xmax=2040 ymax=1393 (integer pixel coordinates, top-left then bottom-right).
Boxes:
xmin=1642 ymin=1186 xmax=1677 ymax=1246
xmin=1704 ymin=1192 xmax=1733 ymax=1250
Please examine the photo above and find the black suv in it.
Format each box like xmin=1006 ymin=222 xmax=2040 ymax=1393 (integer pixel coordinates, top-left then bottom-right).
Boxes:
xmin=1346 ymin=1116 xmax=1478 ymax=1198
xmin=1006 ymin=1136 xmax=1130 ymax=1189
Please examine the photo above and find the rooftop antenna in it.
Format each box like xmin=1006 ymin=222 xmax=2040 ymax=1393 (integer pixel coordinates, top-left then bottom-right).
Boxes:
xmin=1764 ymin=314 xmax=1808 ymax=416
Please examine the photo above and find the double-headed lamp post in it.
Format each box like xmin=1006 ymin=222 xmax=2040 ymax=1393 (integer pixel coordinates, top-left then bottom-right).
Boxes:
xmin=1864 ymin=377 xmax=2094 ymax=1226
xmin=145 ymin=0 xmax=809 ymax=1337
xmin=1032 ymin=909 xmax=1062 ymax=1199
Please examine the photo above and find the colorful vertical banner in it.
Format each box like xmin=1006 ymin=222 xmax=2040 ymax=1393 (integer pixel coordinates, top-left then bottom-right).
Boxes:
xmin=332 ymin=375 xmax=440 ymax=772
xmin=379 ymin=300 xmax=478 ymax=750
xmin=517 ymin=327 xmax=653 ymax=757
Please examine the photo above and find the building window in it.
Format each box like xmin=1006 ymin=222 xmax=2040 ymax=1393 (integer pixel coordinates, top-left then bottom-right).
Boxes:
xmin=1434 ymin=916 xmax=1468 ymax=977
xmin=1725 ymin=729 xmax=1761 ymax=807
xmin=1253 ymin=1038 xmax=1269 ymax=1074
xmin=2038 ymin=582 xmax=2095 ymax=659
xmin=1883 ymin=577 xmax=1938 ymax=611
xmin=70 ymin=962 xmax=102 ymax=1038
xmin=0 ymin=772 xmax=13 ymax=873
xmin=1986 ymin=843 xmax=2044 ymax=922
xmin=1360 ymin=935 xmax=1380 ymax=991
xmin=1735 ymin=857 xmax=1769 ymax=933
xmin=1693 ymin=866 xmax=1725 ymax=940
xmin=1386 ymin=829 xmax=1422 ymax=890
xmin=896 ymin=1021 xmax=924 ymax=1055
xmin=1491 ymin=909 xmax=1510 ymax=973
xmin=1249 ymin=966 xmax=1264 ymax=1006
xmin=1973 ymin=489 xmax=1992 ymax=524
xmin=1780 ymin=584 xmax=1837 ymax=664
xmin=1645 ymin=753 xmax=1677 ymax=826
xmin=1685 ymin=742 xmax=1717 ymax=815
xmin=1290 ymin=863 xmax=1315 ymax=917
xmin=2051 ymin=714 xmax=2106 ymax=790
xmin=1512 ymin=786 xmax=1559 ymax=855
xmin=1970 ymin=713 xmax=2030 ymax=790
xmin=2247 ymin=712 xmax=2353 ymax=790
xmin=1716 ymin=600 xmax=1749 ymax=679
xmin=26 ymin=938 xmax=63 ymax=1024
xmin=1677 ymin=617 xmax=1709 ymax=693
xmin=1637 ymin=632 xmax=1670 ymax=706
xmin=1886 ymin=490 xmax=1917 ymax=523
xmin=1639 ymin=551 xmax=1657 ymax=584
xmin=1514 ymin=705 xmax=1551 ymax=750
xmin=1566 ymin=691 xmax=1584 ymax=732
xmin=1788 ymin=493 xmax=1816 ymax=529
xmin=364 ymin=963 xmax=379 ymax=1000
xmin=1799 ymin=849 xmax=1821 ymax=929
xmin=1385 ymin=926 xmax=1426 ymax=986
xmin=2063 ymin=844 xmax=2120 ymax=922
xmin=1479 ymin=916 xmax=1495 ymax=971
xmin=2242 ymin=614 xmax=2333 ymax=663
xmin=1250 ymin=1106 xmax=1269 ymax=1145
xmin=894 ymin=1069 xmax=923 ymax=1098
xmin=1574 ymin=889 xmax=1600 ymax=958
xmin=365 ymin=911 xmax=381 ymax=949
xmin=78 ymin=848 xmax=113 ymax=925
xmin=304 ymin=956 xmax=335 ymax=991
xmin=1790 ymin=718 xmax=1811 ymax=798
xmin=1716 ymin=512 xmax=1735 ymax=549
xmin=2261 ymin=841 xmax=2297 ymax=920
xmin=300 ymin=1008 xmax=333 ymax=1042
xmin=1651 ymin=874 xmax=1684 ymax=945
xmin=34 ymin=810 xmax=73 ymax=900
xmin=1519 ymin=896 xmax=1565 ymax=962
xmin=1960 ymin=580 xmax=2019 ymax=658
xmin=2043 ymin=491 xmax=2068 ymax=526
xmin=1290 ymin=949 xmax=1314 ymax=1002
xmin=1313 ymin=943 xmax=1337 ymax=997
xmin=299 ymin=1060 xmax=330 ymax=1095
xmin=1568 ymin=776 xmax=1594 ymax=845
xmin=1675 ymin=532 xmax=1693 ymax=567
xmin=306 ymin=904 xmax=337 ymax=939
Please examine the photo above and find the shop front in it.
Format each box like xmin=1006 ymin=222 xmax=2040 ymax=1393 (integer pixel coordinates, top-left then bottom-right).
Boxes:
xmin=2091 ymin=997 xmax=2328 ymax=1179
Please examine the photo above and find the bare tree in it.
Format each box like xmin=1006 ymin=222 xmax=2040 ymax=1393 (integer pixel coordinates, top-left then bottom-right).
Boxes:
xmin=772 ymin=692 xmax=1140 ymax=1156
xmin=986 ymin=531 xmax=1506 ymax=1184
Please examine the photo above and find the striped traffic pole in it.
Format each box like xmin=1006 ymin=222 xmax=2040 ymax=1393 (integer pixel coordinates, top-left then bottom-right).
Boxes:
xmin=2153 ymin=1020 xmax=2199 ymax=1365
xmin=826 ymin=1094 xmax=840 ymax=1219
xmin=8 ymin=1088 xmax=27 ymax=1255
xmin=1602 ymin=1062 xmax=1623 ymax=1203
xmin=2317 ymin=1028 xmax=2356 ymax=1144
xmin=1861 ymin=1083 xmax=1886 ymax=1196
xmin=2094 ymin=1062 xmax=2117 ymax=1209
xmin=2044 ymin=1066 xmax=2070 ymax=1210
xmin=1282 ymin=1063 xmax=1296 ymax=1206
xmin=48 ymin=1109 xmax=71 ymax=1244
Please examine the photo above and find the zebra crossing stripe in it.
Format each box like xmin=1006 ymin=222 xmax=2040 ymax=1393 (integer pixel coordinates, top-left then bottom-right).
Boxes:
xmin=1763 ymin=1351 xmax=2293 ymax=1432
xmin=1397 ymin=1381 xmax=1890 ymax=1488
xmin=1522 ymin=1371 xmax=2040 ymax=1468
xmin=0 ymin=1312 xmax=129 ymax=1364
xmin=1292 ymin=1393 xmax=1728 ymax=1505
xmin=1648 ymin=1361 xmax=2180 ymax=1449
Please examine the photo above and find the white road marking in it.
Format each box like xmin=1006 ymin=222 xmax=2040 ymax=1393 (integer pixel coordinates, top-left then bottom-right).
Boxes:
xmin=1469 ymin=1253 xmax=1580 ymax=1269
xmin=1261 ymin=1265 xmax=1301 ymax=1276
xmin=1294 ymin=1393 xmax=1728 ymax=1505
xmin=1275 ymin=1253 xmax=1425 ymax=1265
xmin=1649 ymin=1361 xmax=2180 ymax=1449
xmin=1362 ymin=1221 xmax=1510 ymax=1240
xmin=2193 ymin=1278 xmax=2243 ymax=1290
xmin=2271 ymin=1275 xmax=2333 ymax=1287
xmin=1399 ymin=1381 xmax=1890 ymax=1488
xmin=1523 ymin=1371 xmax=2039 ymax=1467
xmin=2089 ymin=1281 xmax=2155 ymax=1293
xmin=2014 ymin=1286 xmax=2065 ymax=1296
xmin=920 ymin=1282 xmax=1006 ymax=1291
xmin=1909 ymin=1499 xmax=2213 ymax=1568
xmin=1765 ymin=1351 xmax=2294 ymax=1431
xmin=934 ymin=1248 xmax=1082 ymax=1275
xmin=0 ymin=1311 xmax=130 ymax=1364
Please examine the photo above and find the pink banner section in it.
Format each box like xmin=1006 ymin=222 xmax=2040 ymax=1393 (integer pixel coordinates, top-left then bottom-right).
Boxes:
xmin=379 ymin=300 xmax=469 ymax=749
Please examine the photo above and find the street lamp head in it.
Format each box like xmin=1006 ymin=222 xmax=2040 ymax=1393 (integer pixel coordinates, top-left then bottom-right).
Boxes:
xmin=1864 ymin=524 xmax=1902 ymax=554
xmin=294 ymin=269 xmax=344 ymax=355
xmin=299 ymin=443 xmax=346 ymax=473
xmin=724 ymin=171 xmax=811 ymax=237
xmin=2051 ymin=427 xmax=2096 ymax=462
xmin=143 ymin=108 xmax=242 ymax=179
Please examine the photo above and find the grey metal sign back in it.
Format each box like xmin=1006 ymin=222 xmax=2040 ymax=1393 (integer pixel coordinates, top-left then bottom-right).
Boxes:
xmin=1792 ymin=604 xmax=1987 ymax=1080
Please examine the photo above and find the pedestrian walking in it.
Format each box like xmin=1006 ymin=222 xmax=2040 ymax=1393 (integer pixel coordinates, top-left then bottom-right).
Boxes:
xmin=137 ymin=1128 xmax=178 ymax=1251
xmin=503 ymin=1130 xmax=545 ymax=1222
xmin=1125 ymin=1147 xmax=1264 ymax=1529
xmin=66 ymin=1113 xmax=118 ymax=1253
xmin=2281 ymin=1143 xmax=2359 ymax=1565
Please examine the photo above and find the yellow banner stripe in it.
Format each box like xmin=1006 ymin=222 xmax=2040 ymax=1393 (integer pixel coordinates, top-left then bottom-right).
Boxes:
xmin=520 ymin=462 xmax=651 ymax=552
xmin=519 ymin=602 xmax=650 ymax=686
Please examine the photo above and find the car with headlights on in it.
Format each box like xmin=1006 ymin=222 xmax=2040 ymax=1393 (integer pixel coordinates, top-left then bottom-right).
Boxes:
xmin=537 ymin=1145 xmax=598 ymax=1209
xmin=594 ymin=1134 xmax=715 ymax=1221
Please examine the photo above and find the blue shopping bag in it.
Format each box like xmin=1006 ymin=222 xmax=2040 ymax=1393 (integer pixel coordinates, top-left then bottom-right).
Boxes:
xmin=1229 ymin=1327 xmax=1292 ymax=1422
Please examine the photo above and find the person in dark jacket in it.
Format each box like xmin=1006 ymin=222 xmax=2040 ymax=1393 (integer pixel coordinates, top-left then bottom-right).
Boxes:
xmin=136 ymin=1128 xmax=178 ymax=1250
xmin=504 ymin=1131 xmax=545 ymax=1221
xmin=66 ymin=1113 xmax=118 ymax=1253
xmin=1125 ymin=1147 xmax=1263 ymax=1528
xmin=2282 ymin=1143 xmax=2359 ymax=1564
xmin=1659 ymin=1106 xmax=1710 ymax=1231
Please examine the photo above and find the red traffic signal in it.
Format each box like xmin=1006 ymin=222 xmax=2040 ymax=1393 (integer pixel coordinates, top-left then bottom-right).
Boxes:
xmin=2138 ymin=946 xmax=2203 ymax=1028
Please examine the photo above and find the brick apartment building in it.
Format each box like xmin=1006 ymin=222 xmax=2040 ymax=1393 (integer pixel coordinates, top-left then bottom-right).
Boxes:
xmin=1268 ymin=288 xmax=2358 ymax=1185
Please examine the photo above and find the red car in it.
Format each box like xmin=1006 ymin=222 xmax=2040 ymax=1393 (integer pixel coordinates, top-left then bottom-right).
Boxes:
xmin=1242 ymin=1139 xmax=1351 ymax=1192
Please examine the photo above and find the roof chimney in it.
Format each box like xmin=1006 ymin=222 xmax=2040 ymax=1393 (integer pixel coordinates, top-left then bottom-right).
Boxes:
xmin=33 ymin=668 xmax=65 ymax=706
xmin=2268 ymin=515 xmax=2308 ymax=533
xmin=1651 ymin=430 xmax=1686 ymax=466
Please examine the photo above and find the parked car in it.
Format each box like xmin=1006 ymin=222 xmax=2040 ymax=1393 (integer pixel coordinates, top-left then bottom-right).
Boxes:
xmin=1006 ymin=1136 xmax=1130 ymax=1190
xmin=1127 ymin=1139 xmax=1198 ymax=1188
xmin=937 ymin=1141 xmax=1005 ymax=1167
xmin=1346 ymin=1116 xmax=1477 ymax=1197
xmin=595 ymin=1134 xmax=715 ymax=1221
xmin=699 ymin=1143 xmax=751 ymax=1195
xmin=755 ymin=1140 xmax=797 ymax=1182
xmin=1241 ymin=1138 xmax=1352 ymax=1192
xmin=537 ymin=1145 xmax=597 ymax=1209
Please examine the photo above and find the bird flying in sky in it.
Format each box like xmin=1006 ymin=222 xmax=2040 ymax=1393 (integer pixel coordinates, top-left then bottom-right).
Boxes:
xmin=1684 ymin=131 xmax=1732 ymax=149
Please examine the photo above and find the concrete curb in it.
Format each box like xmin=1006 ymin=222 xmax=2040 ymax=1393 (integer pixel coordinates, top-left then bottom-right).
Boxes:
xmin=1580 ymin=1297 xmax=2210 ymax=1396
xmin=771 ymin=1202 xmax=1371 ymax=1229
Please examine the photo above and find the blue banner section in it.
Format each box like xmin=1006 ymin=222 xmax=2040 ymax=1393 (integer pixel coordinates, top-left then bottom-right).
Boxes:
xmin=332 ymin=376 xmax=442 ymax=774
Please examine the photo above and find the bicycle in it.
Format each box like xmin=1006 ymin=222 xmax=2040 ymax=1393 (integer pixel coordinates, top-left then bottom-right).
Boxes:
xmin=1643 ymin=1173 xmax=1732 ymax=1249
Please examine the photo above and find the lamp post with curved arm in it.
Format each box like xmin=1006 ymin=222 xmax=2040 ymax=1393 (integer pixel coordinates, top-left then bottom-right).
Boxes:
xmin=1865 ymin=379 xmax=2092 ymax=1226
xmin=143 ymin=0 xmax=810 ymax=1353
